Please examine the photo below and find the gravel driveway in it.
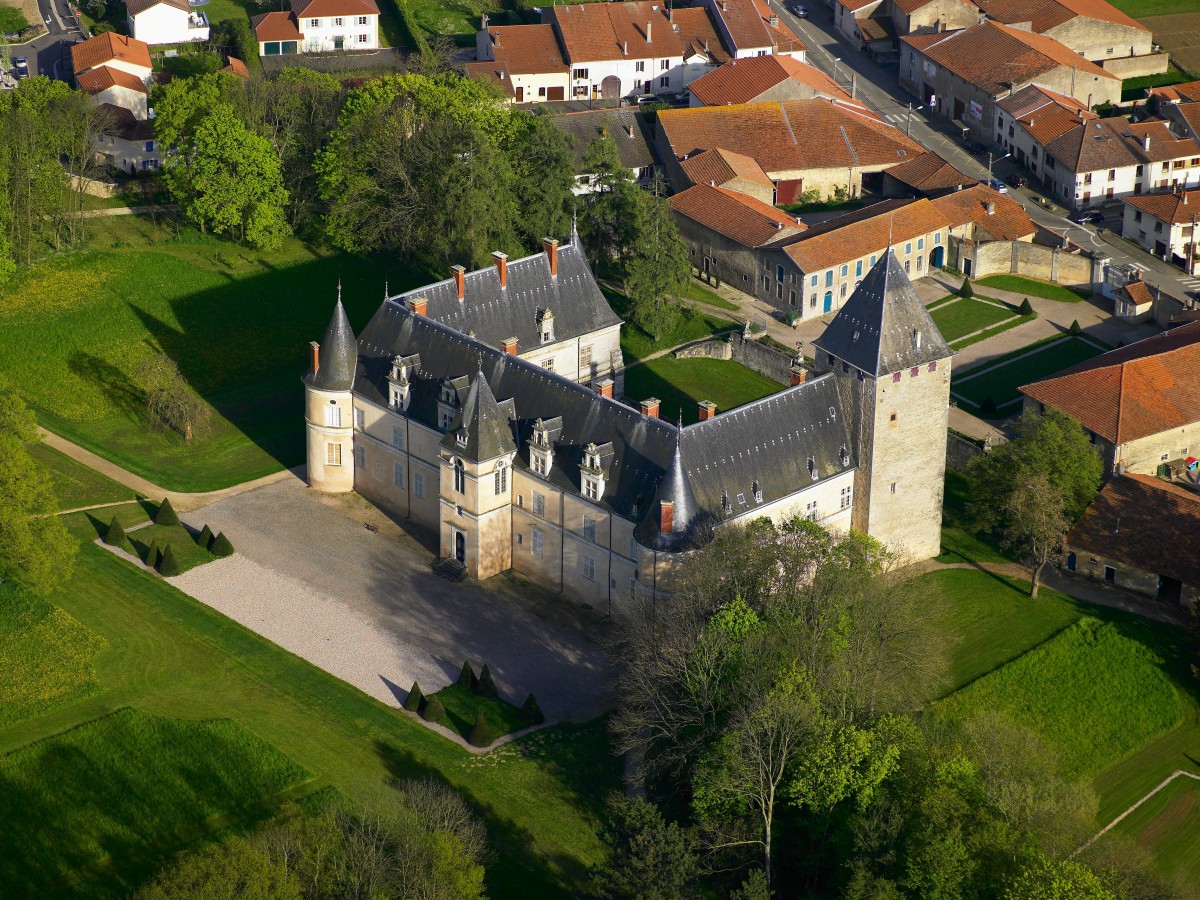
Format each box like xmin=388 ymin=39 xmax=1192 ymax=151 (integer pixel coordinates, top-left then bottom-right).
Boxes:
xmin=172 ymin=479 xmax=611 ymax=723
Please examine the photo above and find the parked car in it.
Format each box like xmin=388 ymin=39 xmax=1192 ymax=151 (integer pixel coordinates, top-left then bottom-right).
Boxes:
xmin=14 ymin=56 xmax=28 ymax=79
xmin=789 ymin=3 xmax=808 ymax=17
xmin=987 ymin=179 xmax=1008 ymax=194
xmin=635 ymin=94 xmax=659 ymax=106
xmin=1073 ymin=210 xmax=1103 ymax=225
xmin=1004 ymin=173 xmax=1028 ymax=188
xmin=963 ymin=140 xmax=986 ymax=155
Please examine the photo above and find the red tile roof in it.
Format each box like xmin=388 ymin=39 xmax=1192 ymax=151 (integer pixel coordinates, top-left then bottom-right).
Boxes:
xmin=252 ymin=11 xmax=303 ymax=43
xmin=885 ymin=151 xmax=976 ymax=193
xmin=1020 ymin=321 xmax=1200 ymax=443
xmin=1045 ymin=117 xmax=1200 ymax=174
xmin=71 ymin=32 xmax=151 ymax=74
xmin=291 ymin=0 xmax=380 ymax=17
xmin=1123 ymin=280 xmax=1154 ymax=308
xmin=1124 ymin=190 xmax=1200 ymax=225
xmin=220 ymin=57 xmax=250 ymax=78
xmin=670 ymin=183 xmax=805 ymax=247
xmin=549 ymin=2 xmax=682 ymax=63
xmin=781 ymin=198 xmax=951 ymax=272
xmin=480 ymin=24 xmax=567 ymax=75
xmin=749 ymin=0 xmax=806 ymax=55
xmin=1067 ymin=474 xmax=1200 ymax=587
xmin=76 ymin=65 xmax=149 ymax=96
xmin=462 ymin=61 xmax=516 ymax=98
xmin=711 ymin=0 xmax=772 ymax=51
xmin=688 ymin=54 xmax=848 ymax=106
xmin=672 ymin=7 xmax=731 ymax=65
xmin=978 ymin=0 xmax=1147 ymax=35
xmin=680 ymin=147 xmax=774 ymax=189
xmin=998 ymin=83 xmax=1097 ymax=145
xmin=931 ymin=184 xmax=1036 ymax=240
xmin=1149 ymin=79 xmax=1200 ymax=105
xmin=892 ymin=0 xmax=971 ymax=13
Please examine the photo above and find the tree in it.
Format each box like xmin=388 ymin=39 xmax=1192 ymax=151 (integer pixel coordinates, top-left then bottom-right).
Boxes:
xmin=959 ymin=276 xmax=974 ymax=298
xmin=592 ymin=796 xmax=698 ymax=900
xmin=0 ymin=395 xmax=75 ymax=594
xmin=1000 ymin=472 xmax=1070 ymax=598
xmin=576 ymin=133 xmax=642 ymax=268
xmin=467 ymin=709 xmax=492 ymax=747
xmin=156 ymin=497 xmax=180 ymax=526
xmin=422 ymin=695 xmax=447 ymax=725
xmin=136 ymin=835 xmax=301 ymax=900
xmin=404 ymin=681 xmax=424 ymax=712
xmin=135 ymin=353 xmax=211 ymax=443
xmin=159 ymin=545 xmax=182 ymax=577
xmin=1004 ymin=857 xmax=1116 ymax=899
xmin=624 ymin=178 xmax=690 ymax=341
xmin=1069 ymin=319 xmax=1082 ymax=335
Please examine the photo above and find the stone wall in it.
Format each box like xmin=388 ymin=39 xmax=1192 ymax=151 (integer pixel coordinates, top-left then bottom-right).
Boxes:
xmin=955 ymin=237 xmax=1096 ymax=288
xmin=69 ymin=175 xmax=119 ymax=199
xmin=261 ymin=48 xmax=403 ymax=74
xmin=1101 ymin=53 xmax=1170 ymax=79
xmin=946 ymin=430 xmax=986 ymax=470
xmin=1063 ymin=549 xmax=1198 ymax=609
xmin=673 ymin=332 xmax=796 ymax=385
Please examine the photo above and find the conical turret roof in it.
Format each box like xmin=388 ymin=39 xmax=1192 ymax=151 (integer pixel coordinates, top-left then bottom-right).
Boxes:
xmin=813 ymin=250 xmax=953 ymax=377
xmin=441 ymin=369 xmax=517 ymax=462
xmin=634 ymin=423 xmax=701 ymax=552
xmin=309 ymin=297 xmax=357 ymax=391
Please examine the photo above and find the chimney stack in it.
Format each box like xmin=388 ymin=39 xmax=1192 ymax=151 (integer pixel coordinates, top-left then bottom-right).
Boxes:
xmin=451 ymin=264 xmax=466 ymax=300
xmin=640 ymin=397 xmax=661 ymax=418
xmin=502 ymin=336 xmax=518 ymax=355
xmin=659 ymin=500 xmax=674 ymax=534
xmin=309 ymin=341 xmax=320 ymax=376
xmin=646 ymin=20 xmax=652 ymax=42
xmin=622 ymin=39 xmax=628 ymax=56
xmin=596 ymin=377 xmax=614 ymax=399
xmin=698 ymin=400 xmax=716 ymax=421
xmin=985 ymin=200 xmax=995 ymax=215
xmin=493 ymin=251 xmax=508 ymax=288
xmin=543 ymin=237 xmax=559 ymax=276
xmin=1143 ymin=133 xmax=1151 ymax=151
xmin=407 ymin=296 xmax=427 ymax=316
xmin=790 ymin=365 xmax=806 ymax=386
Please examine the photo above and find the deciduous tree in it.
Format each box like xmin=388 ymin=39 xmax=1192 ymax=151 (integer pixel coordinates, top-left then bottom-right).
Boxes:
xmin=135 ymin=353 xmax=211 ymax=442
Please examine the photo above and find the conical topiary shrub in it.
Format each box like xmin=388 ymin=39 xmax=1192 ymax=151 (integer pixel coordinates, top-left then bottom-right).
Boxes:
xmin=104 ymin=516 xmax=126 ymax=546
xmin=197 ymin=524 xmax=214 ymax=550
xmin=458 ymin=660 xmax=477 ymax=690
xmin=521 ymin=693 xmax=545 ymax=725
xmin=145 ymin=541 xmax=161 ymax=568
xmin=1069 ymin=319 xmax=1082 ymax=335
xmin=210 ymin=532 xmax=234 ymax=557
xmin=404 ymin=681 xmax=424 ymax=713
xmin=468 ymin=709 xmax=494 ymax=748
xmin=155 ymin=497 xmax=180 ymax=526
xmin=158 ymin=545 xmax=181 ymax=577
xmin=476 ymin=664 xmax=498 ymax=698
xmin=422 ymin=695 xmax=447 ymax=726
xmin=980 ymin=395 xmax=998 ymax=417
xmin=1018 ymin=298 xmax=1033 ymax=316
xmin=959 ymin=276 xmax=974 ymax=298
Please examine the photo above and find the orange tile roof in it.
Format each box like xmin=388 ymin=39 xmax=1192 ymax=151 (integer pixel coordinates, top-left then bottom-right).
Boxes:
xmin=1124 ymin=190 xmax=1200 ymax=225
xmin=1045 ymin=117 xmax=1200 ymax=173
xmin=1020 ymin=321 xmax=1200 ymax=443
xmin=659 ymin=98 xmax=923 ymax=177
xmin=902 ymin=21 xmax=1117 ymax=96
xmin=892 ymin=0 xmax=971 ymax=13
xmin=672 ymin=7 xmax=731 ymax=65
xmin=480 ymin=24 xmax=567 ymax=75
xmin=670 ymin=183 xmax=805 ymax=247
xmin=550 ymin=2 xmax=682 ymax=63
xmin=885 ymin=151 xmax=976 ymax=192
xmin=1149 ymin=79 xmax=1200 ymax=105
xmin=711 ymin=0 xmax=771 ymax=51
xmin=781 ymin=198 xmax=951 ymax=272
xmin=978 ymin=0 xmax=1147 ymax=34
xmin=220 ymin=57 xmax=250 ymax=78
xmin=688 ymin=54 xmax=848 ymax=106
xmin=252 ymin=11 xmax=303 ymax=43
xmin=750 ymin=0 xmax=806 ymax=55
xmin=1123 ymin=280 xmax=1154 ymax=308
xmin=680 ymin=147 xmax=773 ymax=188
xmin=462 ymin=61 xmax=516 ymax=98
xmin=71 ymin=32 xmax=151 ymax=75
xmin=931 ymin=184 xmax=1035 ymax=240
xmin=76 ymin=65 xmax=149 ymax=96
xmin=292 ymin=0 xmax=380 ymax=17
xmin=998 ymin=84 xmax=1097 ymax=144
xmin=1067 ymin=474 xmax=1200 ymax=587
xmin=126 ymin=0 xmax=189 ymax=14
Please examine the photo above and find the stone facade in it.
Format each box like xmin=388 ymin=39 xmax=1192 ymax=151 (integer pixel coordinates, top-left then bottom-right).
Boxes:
xmin=950 ymin=235 xmax=1098 ymax=286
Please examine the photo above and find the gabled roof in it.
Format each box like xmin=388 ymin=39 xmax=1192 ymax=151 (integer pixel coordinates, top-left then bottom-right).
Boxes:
xmin=976 ymin=0 xmax=1147 ymax=35
xmin=1149 ymin=80 xmax=1200 ymax=105
xmin=98 ymin=103 xmax=155 ymax=141
xmin=781 ymin=197 xmax=951 ymax=274
xmin=548 ymin=108 xmax=656 ymax=172
xmin=635 ymin=426 xmax=701 ymax=551
xmin=71 ymin=32 xmax=151 ymax=74
xmin=749 ymin=0 xmax=807 ymax=55
xmin=1068 ymin=474 xmax=1200 ymax=587
xmin=548 ymin=2 xmax=684 ymax=63
xmin=387 ymin=236 xmax=622 ymax=354
xmin=814 ymin=251 xmax=954 ymax=376
xmin=221 ymin=57 xmax=250 ymax=78
xmin=680 ymin=147 xmax=773 ymax=190
xmin=126 ymin=0 xmax=190 ymax=15
xmin=1019 ymin=321 xmax=1200 ymax=443
xmin=307 ymin=298 xmax=358 ymax=392
xmin=892 ymin=0 xmax=970 ymax=13
xmin=659 ymin=98 xmax=922 ymax=177
xmin=885 ymin=151 xmax=976 ymax=194
xmin=931 ymin=184 xmax=1036 ymax=241
xmin=442 ymin=370 xmax=518 ymax=462
xmin=902 ymin=21 xmax=1118 ymax=97
xmin=252 ymin=11 xmax=303 ymax=43
xmin=1122 ymin=280 xmax=1154 ymax=308
xmin=687 ymin=54 xmax=848 ymax=106
xmin=672 ymin=6 xmax=731 ymax=66
xmin=76 ymin=65 xmax=149 ymax=96
xmin=462 ymin=61 xmax=516 ymax=98
xmin=855 ymin=12 xmax=898 ymax=44
xmin=291 ymin=0 xmax=380 ymax=17
xmin=478 ymin=24 xmax=568 ymax=76
xmin=1045 ymin=117 xmax=1200 ymax=174
xmin=670 ymin=183 xmax=805 ymax=247
xmin=1124 ymin=189 xmax=1200 ymax=225
xmin=998 ymin=83 xmax=1097 ymax=145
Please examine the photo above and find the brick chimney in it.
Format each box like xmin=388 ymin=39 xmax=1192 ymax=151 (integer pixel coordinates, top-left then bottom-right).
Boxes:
xmin=659 ymin=499 xmax=674 ymax=534
xmin=543 ymin=237 xmax=558 ymax=277
xmin=596 ymin=377 xmax=614 ymax=398
xmin=640 ymin=397 xmax=660 ymax=418
xmin=309 ymin=340 xmax=320 ymax=376
xmin=451 ymin=264 xmax=465 ymax=300
xmin=493 ymin=251 xmax=508 ymax=288
xmin=407 ymin=296 xmax=427 ymax=316
xmin=790 ymin=365 xmax=807 ymax=386
xmin=698 ymin=400 xmax=716 ymax=421
xmin=502 ymin=336 xmax=518 ymax=355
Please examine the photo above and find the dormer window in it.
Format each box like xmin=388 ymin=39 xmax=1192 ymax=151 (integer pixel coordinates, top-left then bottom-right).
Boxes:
xmin=913 ymin=329 xmax=922 ymax=350
xmin=580 ymin=441 xmax=607 ymax=500
xmin=752 ymin=480 xmax=762 ymax=504
xmin=539 ymin=308 xmax=555 ymax=344
xmin=808 ymin=456 xmax=817 ymax=481
xmin=529 ymin=418 xmax=554 ymax=479
xmin=722 ymin=491 xmax=732 ymax=514
xmin=839 ymin=444 xmax=849 ymax=467
xmin=457 ymin=428 xmax=468 ymax=447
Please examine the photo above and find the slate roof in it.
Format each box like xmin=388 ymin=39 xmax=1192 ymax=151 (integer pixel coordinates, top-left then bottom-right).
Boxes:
xmin=351 ymin=303 xmax=854 ymax=543
xmin=1124 ymin=189 xmax=1200 ymax=224
xmin=1068 ymin=474 xmax=1200 ymax=587
xmin=781 ymin=198 xmax=951 ymax=274
xmin=885 ymin=151 xmax=977 ymax=194
xmin=548 ymin=108 xmax=656 ymax=172
xmin=1045 ymin=117 xmax=1200 ymax=175
xmin=931 ymin=184 xmax=1036 ymax=241
xmin=813 ymin=250 xmax=954 ymax=376
xmin=71 ymin=32 xmax=151 ymax=74
xmin=686 ymin=55 xmax=848 ymax=106
xmin=670 ymin=183 xmax=805 ymax=247
xmin=1019 ymin=321 xmax=1200 ymax=444
xmin=901 ymin=21 xmax=1118 ymax=97
xmin=386 ymin=236 xmax=622 ymax=354
xmin=635 ymin=427 xmax=701 ymax=551
xmin=307 ymin=298 xmax=357 ymax=391
xmin=441 ymin=370 xmax=518 ymax=462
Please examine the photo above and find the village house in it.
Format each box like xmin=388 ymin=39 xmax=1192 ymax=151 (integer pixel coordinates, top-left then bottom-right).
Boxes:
xmin=881 ymin=150 xmax=977 ymax=197
xmin=701 ymin=0 xmax=808 ymax=59
xmin=679 ymin=147 xmax=778 ymax=204
xmin=547 ymin=108 xmax=660 ymax=192
xmin=70 ymin=33 xmax=160 ymax=174
xmin=1121 ymin=189 xmax=1200 ymax=271
xmin=466 ymin=24 xmax=570 ymax=103
xmin=995 ymin=84 xmax=1095 ymax=187
xmin=251 ymin=0 xmax=380 ymax=57
xmin=303 ymin=239 xmax=954 ymax=606
xmin=685 ymin=53 xmax=850 ymax=106
xmin=126 ymin=0 xmax=209 ymax=45
xmin=833 ymin=0 xmax=978 ymax=53
xmin=900 ymin=21 xmax=1120 ymax=141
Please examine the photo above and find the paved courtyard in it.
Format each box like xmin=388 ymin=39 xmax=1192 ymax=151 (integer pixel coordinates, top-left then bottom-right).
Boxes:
xmin=172 ymin=478 xmax=612 ymax=724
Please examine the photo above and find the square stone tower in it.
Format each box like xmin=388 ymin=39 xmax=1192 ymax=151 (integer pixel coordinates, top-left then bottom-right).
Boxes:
xmin=813 ymin=251 xmax=954 ymax=561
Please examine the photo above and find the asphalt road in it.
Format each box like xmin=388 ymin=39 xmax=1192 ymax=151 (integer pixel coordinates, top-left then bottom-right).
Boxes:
xmin=768 ymin=0 xmax=1199 ymax=305
xmin=2 ymin=0 xmax=83 ymax=82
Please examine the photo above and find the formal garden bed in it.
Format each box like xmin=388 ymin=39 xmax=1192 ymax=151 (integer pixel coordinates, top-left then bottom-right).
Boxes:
xmin=950 ymin=334 xmax=1106 ymax=415
xmin=622 ymin=357 xmax=782 ymax=424
xmin=99 ymin=498 xmax=232 ymax=576
xmin=405 ymin=661 xmax=545 ymax=749
xmin=977 ymin=273 xmax=1090 ymax=302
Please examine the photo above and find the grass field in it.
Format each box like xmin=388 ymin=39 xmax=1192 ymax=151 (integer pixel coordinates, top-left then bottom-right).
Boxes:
xmin=686 ymin=277 xmax=739 ymax=311
xmin=622 ymin=357 xmax=782 ymax=424
xmin=937 ymin=469 xmax=1015 ymax=565
xmin=1121 ymin=2 xmax=1200 ymax=21
xmin=0 ymin=216 xmax=423 ymax=492
xmin=0 ymin=586 xmax=107 ymax=730
xmin=952 ymin=335 xmax=1104 ymax=411
xmin=0 ymin=5 xmax=30 ymax=32
xmin=977 ymin=274 xmax=1089 ymax=302
xmin=1121 ymin=66 xmax=1191 ymax=102
xmin=1110 ymin=776 xmax=1200 ymax=886
xmin=29 ymin=442 xmax=134 ymax=511
xmin=929 ymin=295 xmax=1018 ymax=343
xmin=934 ymin=617 xmax=1182 ymax=779
xmin=0 ymin=507 xmax=619 ymax=896
xmin=602 ymin=286 xmax=738 ymax=362
xmin=430 ymin=683 xmax=530 ymax=742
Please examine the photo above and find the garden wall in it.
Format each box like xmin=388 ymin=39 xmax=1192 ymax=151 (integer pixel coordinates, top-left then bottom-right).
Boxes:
xmin=1100 ymin=53 xmax=1170 ymax=79
xmin=673 ymin=333 xmax=796 ymax=385
xmin=261 ymin=48 xmax=404 ymax=75
xmin=946 ymin=430 xmax=987 ymax=470
xmin=955 ymin=237 xmax=1098 ymax=289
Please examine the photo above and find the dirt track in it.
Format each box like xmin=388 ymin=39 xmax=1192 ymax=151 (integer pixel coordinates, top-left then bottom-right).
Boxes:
xmin=1141 ymin=12 xmax=1200 ymax=76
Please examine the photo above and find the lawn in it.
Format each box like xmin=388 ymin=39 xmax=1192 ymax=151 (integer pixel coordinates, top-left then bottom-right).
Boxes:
xmin=1109 ymin=776 xmax=1200 ymax=886
xmin=0 ymin=708 xmax=312 ymax=890
xmin=0 ymin=5 xmax=30 ymax=32
xmin=0 ymin=509 xmax=620 ymax=897
xmin=1121 ymin=66 xmax=1191 ymax=102
xmin=29 ymin=442 xmax=134 ymax=511
xmin=429 ymin=683 xmax=530 ymax=743
xmin=976 ymin=274 xmax=1089 ymax=302
xmin=952 ymin=335 xmax=1104 ymax=412
xmin=1113 ymin=0 xmax=1200 ymax=19
xmin=933 ymin=617 xmax=1182 ymax=779
xmin=685 ymin=277 xmax=739 ymax=311
xmin=622 ymin=357 xmax=782 ymax=424
xmin=118 ymin=522 xmax=219 ymax=574
xmin=937 ymin=469 xmax=1016 ymax=565
xmin=0 ymin=585 xmax=107 ymax=730
xmin=0 ymin=216 xmax=424 ymax=492
xmin=602 ymin=285 xmax=738 ymax=362
xmin=929 ymin=295 xmax=1018 ymax=343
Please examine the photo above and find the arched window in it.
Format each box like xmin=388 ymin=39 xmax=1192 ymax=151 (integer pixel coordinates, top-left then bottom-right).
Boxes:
xmin=494 ymin=461 xmax=508 ymax=495
xmin=454 ymin=459 xmax=466 ymax=494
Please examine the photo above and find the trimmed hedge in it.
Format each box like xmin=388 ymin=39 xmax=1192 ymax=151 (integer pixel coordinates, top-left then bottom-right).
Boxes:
xmin=959 ymin=276 xmax=974 ymax=298
xmin=197 ymin=524 xmax=214 ymax=550
xmin=458 ymin=660 xmax=477 ymax=691
xmin=404 ymin=681 xmax=423 ymax=713
xmin=155 ymin=497 xmax=180 ymax=526
xmin=210 ymin=532 xmax=234 ymax=557
xmin=521 ymin=693 xmax=545 ymax=725
xmin=104 ymin=517 xmax=126 ymax=546
xmin=476 ymin=664 xmax=498 ymax=698
xmin=158 ymin=545 xmax=181 ymax=577
xmin=468 ymin=709 xmax=494 ymax=748
xmin=1018 ymin=298 xmax=1033 ymax=316
xmin=145 ymin=541 xmax=161 ymax=569
xmin=421 ymin=695 xmax=447 ymax=726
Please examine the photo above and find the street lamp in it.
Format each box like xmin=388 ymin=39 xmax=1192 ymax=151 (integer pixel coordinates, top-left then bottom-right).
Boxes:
xmin=906 ymin=103 xmax=924 ymax=137
xmin=832 ymin=56 xmax=843 ymax=83
xmin=987 ymin=151 xmax=1011 ymax=185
